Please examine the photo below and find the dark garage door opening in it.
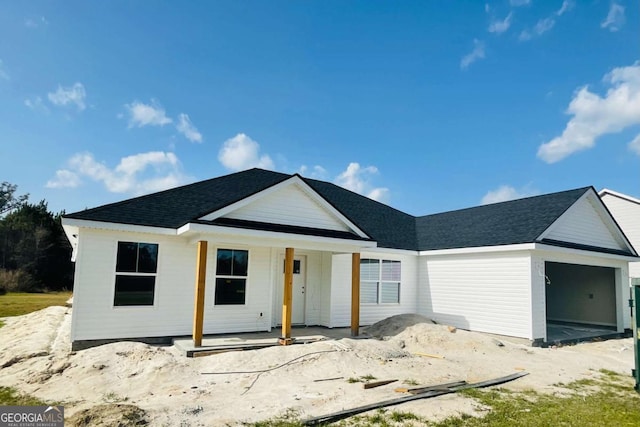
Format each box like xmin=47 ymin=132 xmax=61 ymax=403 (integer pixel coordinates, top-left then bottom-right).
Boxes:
xmin=545 ymin=262 xmax=618 ymax=344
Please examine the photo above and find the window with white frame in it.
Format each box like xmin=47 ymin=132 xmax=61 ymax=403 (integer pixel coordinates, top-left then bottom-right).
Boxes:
xmin=114 ymin=242 xmax=158 ymax=306
xmin=360 ymin=258 xmax=401 ymax=304
xmin=214 ymin=249 xmax=249 ymax=305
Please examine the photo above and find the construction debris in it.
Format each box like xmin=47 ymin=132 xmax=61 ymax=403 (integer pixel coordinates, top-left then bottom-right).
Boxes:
xmin=362 ymin=379 xmax=397 ymax=389
xmin=302 ymin=372 xmax=529 ymax=425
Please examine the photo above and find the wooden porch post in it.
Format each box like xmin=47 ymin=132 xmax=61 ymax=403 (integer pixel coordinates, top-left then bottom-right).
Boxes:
xmin=281 ymin=247 xmax=294 ymax=342
xmin=192 ymin=240 xmax=208 ymax=347
xmin=351 ymin=252 xmax=361 ymax=336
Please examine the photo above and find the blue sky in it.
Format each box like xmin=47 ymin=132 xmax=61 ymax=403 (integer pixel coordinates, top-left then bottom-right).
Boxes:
xmin=1 ymin=1 xmax=638 ymax=216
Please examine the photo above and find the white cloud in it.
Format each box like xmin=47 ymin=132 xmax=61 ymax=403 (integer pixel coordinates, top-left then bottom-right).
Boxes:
xmin=601 ymin=2 xmax=625 ymax=32
xmin=556 ymin=0 xmax=574 ymax=16
xmin=45 ymin=170 xmax=81 ymax=189
xmin=538 ymin=62 xmax=640 ymax=163
xmin=481 ymin=185 xmax=538 ymax=205
xmin=218 ymin=133 xmax=275 ymax=171
xmin=24 ymin=96 xmax=50 ymax=114
xmin=48 ymin=82 xmax=86 ymax=111
xmin=299 ymin=165 xmax=328 ymax=179
xmin=533 ymin=17 xmax=556 ymax=35
xmin=47 ymin=151 xmax=189 ymax=194
xmin=0 ymin=59 xmax=9 ymax=80
xmin=125 ymin=100 xmax=172 ymax=128
xmin=334 ymin=163 xmax=389 ymax=202
xmin=460 ymin=39 xmax=485 ymax=69
xmin=485 ymin=3 xmax=490 ymax=13
xmin=488 ymin=12 xmax=513 ymax=34
xmin=176 ymin=113 xmax=203 ymax=143
xmin=519 ymin=1 xmax=574 ymax=41
xmin=629 ymin=134 xmax=640 ymax=156
xmin=510 ymin=0 xmax=530 ymax=6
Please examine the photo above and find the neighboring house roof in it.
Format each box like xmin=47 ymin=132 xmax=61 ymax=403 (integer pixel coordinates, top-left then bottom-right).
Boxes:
xmin=64 ymin=169 xmax=633 ymax=255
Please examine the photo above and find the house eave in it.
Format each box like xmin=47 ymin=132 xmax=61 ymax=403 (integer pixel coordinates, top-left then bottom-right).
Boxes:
xmin=61 ymin=218 xmax=178 ymax=236
xmin=177 ymin=222 xmax=378 ymax=252
xmin=418 ymin=243 xmax=536 ymax=256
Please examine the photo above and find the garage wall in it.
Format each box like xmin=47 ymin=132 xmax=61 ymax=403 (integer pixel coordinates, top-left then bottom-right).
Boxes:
xmin=417 ymin=251 xmax=533 ymax=339
xmin=545 ymin=262 xmax=616 ymax=326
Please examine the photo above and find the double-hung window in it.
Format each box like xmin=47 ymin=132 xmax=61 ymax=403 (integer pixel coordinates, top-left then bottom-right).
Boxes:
xmin=215 ymin=249 xmax=248 ymax=305
xmin=114 ymin=242 xmax=158 ymax=306
xmin=360 ymin=258 xmax=401 ymax=304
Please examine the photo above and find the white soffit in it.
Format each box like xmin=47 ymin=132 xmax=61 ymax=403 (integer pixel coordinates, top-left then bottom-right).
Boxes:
xmin=198 ymin=176 xmax=369 ymax=238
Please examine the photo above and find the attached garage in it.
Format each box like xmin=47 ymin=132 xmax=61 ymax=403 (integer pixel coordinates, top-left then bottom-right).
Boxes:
xmin=545 ymin=261 xmax=616 ymax=327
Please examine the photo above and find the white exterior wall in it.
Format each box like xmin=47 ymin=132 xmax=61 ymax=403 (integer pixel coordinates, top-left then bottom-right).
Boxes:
xmin=601 ymin=193 xmax=640 ymax=279
xmin=418 ymin=251 xmax=533 ymax=339
xmin=71 ymin=229 xmax=197 ymax=341
xmin=329 ymin=252 xmax=419 ymax=327
xmin=72 ymin=227 xmax=341 ymax=342
xmin=203 ymin=245 xmax=272 ymax=334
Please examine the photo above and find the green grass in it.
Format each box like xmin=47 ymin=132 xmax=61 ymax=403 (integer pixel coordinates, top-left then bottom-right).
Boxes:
xmin=0 ymin=319 xmax=4 ymax=329
xmin=0 ymin=386 xmax=53 ymax=406
xmin=0 ymin=291 xmax=72 ymax=317
xmin=251 ymin=370 xmax=640 ymax=427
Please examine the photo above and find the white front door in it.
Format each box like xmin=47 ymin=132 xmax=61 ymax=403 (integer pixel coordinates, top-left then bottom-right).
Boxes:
xmin=291 ymin=256 xmax=306 ymax=324
xmin=279 ymin=255 xmax=306 ymax=325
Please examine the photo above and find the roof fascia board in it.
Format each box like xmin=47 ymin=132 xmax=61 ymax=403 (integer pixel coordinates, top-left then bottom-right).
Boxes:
xmin=418 ymin=243 xmax=536 ymax=256
xmin=61 ymin=218 xmax=177 ymax=236
xmin=599 ymin=188 xmax=640 ymax=205
xmin=178 ymin=222 xmax=377 ymax=251
xmin=363 ymin=247 xmax=419 ymax=256
xmin=198 ymin=175 xmax=369 ymax=238
xmin=533 ymin=242 xmax=639 ymax=262
xmin=537 ymin=188 xmax=637 ymax=256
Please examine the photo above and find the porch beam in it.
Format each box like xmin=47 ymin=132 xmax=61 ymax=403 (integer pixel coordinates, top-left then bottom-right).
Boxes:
xmin=281 ymin=247 xmax=295 ymax=341
xmin=192 ymin=240 xmax=208 ymax=347
xmin=351 ymin=252 xmax=361 ymax=336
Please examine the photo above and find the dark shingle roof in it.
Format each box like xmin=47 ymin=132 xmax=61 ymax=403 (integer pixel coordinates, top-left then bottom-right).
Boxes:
xmin=65 ymin=169 xmax=291 ymax=228
xmin=414 ymin=187 xmax=591 ymax=250
xmin=65 ymin=170 xmax=616 ymax=253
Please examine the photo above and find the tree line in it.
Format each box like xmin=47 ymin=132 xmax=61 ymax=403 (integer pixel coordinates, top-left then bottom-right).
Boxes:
xmin=0 ymin=182 xmax=73 ymax=292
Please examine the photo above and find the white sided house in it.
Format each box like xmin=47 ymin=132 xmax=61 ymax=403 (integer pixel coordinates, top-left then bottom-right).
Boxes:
xmin=62 ymin=169 xmax=638 ymax=350
xmin=599 ymin=189 xmax=640 ymax=280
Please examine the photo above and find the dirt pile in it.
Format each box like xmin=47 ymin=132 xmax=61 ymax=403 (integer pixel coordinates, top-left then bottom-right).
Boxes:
xmin=0 ymin=307 xmax=635 ymax=425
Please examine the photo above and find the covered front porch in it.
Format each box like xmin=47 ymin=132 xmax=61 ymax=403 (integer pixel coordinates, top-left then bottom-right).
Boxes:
xmin=179 ymin=222 xmax=377 ymax=350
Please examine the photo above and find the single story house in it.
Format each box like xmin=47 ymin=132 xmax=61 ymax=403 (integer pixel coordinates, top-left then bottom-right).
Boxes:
xmin=599 ymin=189 xmax=640 ymax=280
xmin=62 ymin=168 xmax=638 ymax=350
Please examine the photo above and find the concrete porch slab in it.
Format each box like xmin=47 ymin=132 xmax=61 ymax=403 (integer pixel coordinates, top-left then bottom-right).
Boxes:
xmin=173 ymin=326 xmax=356 ymax=357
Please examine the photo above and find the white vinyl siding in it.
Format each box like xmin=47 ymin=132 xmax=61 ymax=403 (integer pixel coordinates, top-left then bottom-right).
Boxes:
xmin=71 ymin=229 xmax=196 ymax=341
xmin=544 ymin=195 xmax=625 ymax=251
xmin=223 ymin=184 xmax=350 ymax=232
xmin=329 ymin=253 xmax=418 ymax=327
xmin=601 ymin=193 xmax=640 ymax=279
xmin=418 ymin=251 xmax=533 ymax=339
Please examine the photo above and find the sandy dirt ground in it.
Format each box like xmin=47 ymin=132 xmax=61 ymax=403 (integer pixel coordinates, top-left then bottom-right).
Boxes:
xmin=0 ymin=307 xmax=634 ymax=426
